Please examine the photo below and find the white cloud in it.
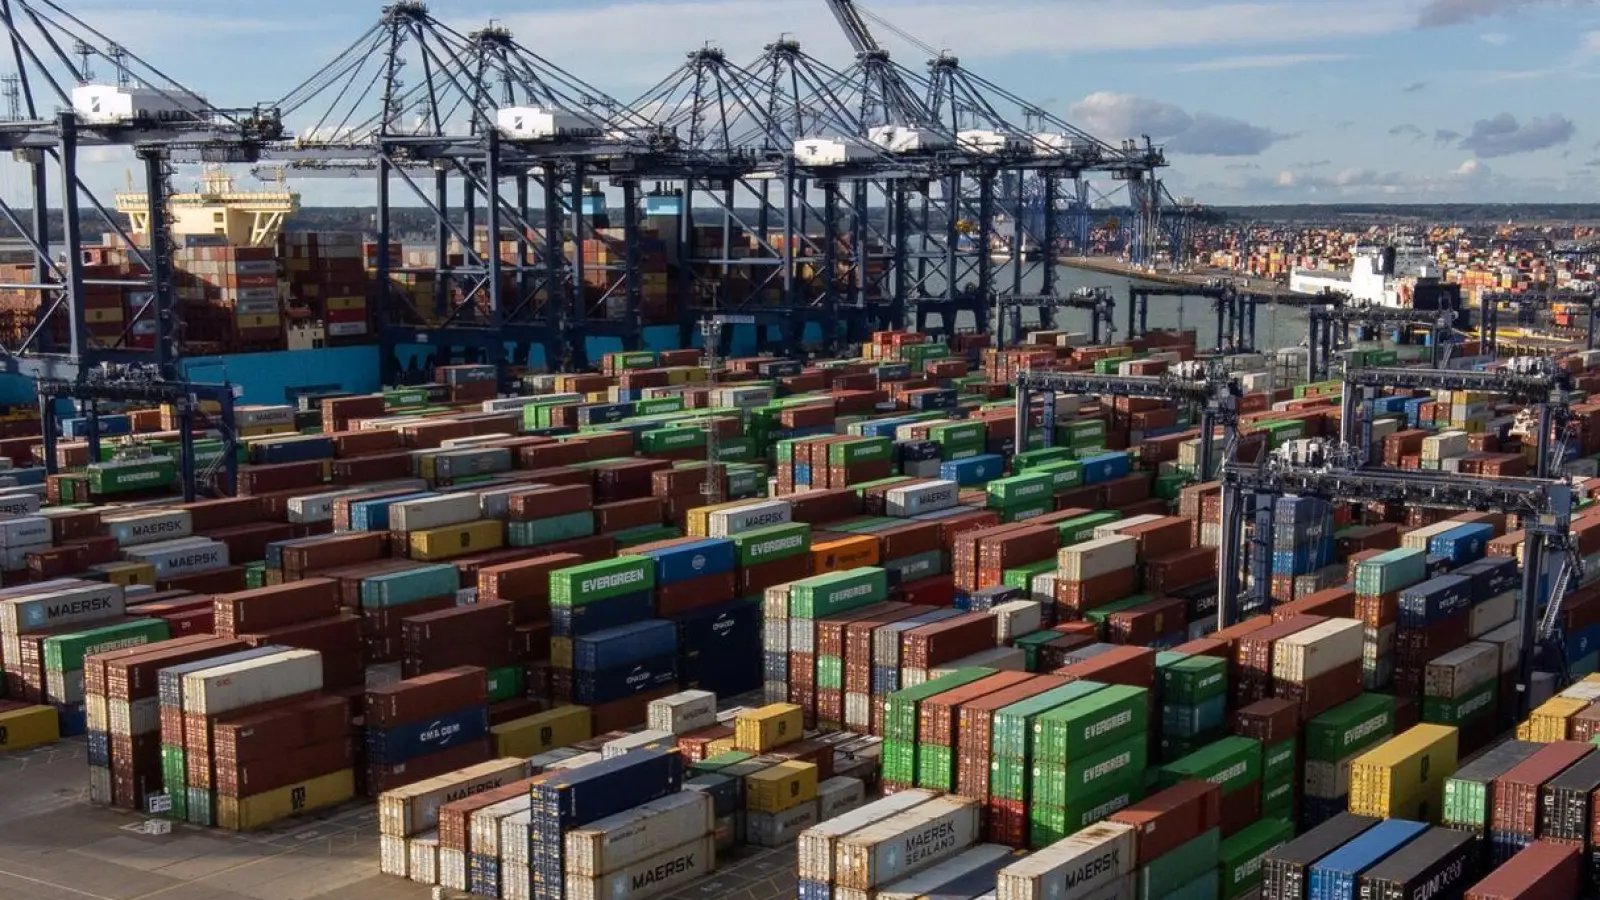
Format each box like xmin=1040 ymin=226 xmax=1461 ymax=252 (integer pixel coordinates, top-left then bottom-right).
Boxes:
xmin=1067 ymin=92 xmax=1289 ymax=156
xmin=1174 ymin=53 xmax=1353 ymax=73
xmin=1481 ymin=31 xmax=1511 ymax=43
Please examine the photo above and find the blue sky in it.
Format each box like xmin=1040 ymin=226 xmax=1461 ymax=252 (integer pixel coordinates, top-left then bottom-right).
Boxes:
xmin=38 ymin=0 xmax=1600 ymax=206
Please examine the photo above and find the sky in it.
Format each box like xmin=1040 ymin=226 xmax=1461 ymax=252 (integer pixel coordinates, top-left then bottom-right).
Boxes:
xmin=31 ymin=0 xmax=1600 ymax=206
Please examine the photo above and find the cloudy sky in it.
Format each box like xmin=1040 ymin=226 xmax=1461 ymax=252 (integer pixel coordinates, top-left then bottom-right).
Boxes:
xmin=37 ymin=0 xmax=1600 ymax=205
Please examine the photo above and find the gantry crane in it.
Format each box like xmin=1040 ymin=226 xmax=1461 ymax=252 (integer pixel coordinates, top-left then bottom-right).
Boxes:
xmin=1338 ymin=363 xmax=1571 ymax=473
xmin=1013 ymin=364 xmax=1241 ymax=481
xmin=1219 ymin=448 xmax=1577 ymax=716
xmin=1125 ymin=280 xmax=1259 ymax=354
xmin=992 ymin=286 xmax=1117 ymax=349
xmin=1475 ymin=288 xmax=1599 ymax=356
xmin=1305 ymin=304 xmax=1457 ymax=382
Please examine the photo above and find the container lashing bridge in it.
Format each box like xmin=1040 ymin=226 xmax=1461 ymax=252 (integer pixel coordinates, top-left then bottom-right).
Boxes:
xmin=1219 ymin=452 xmax=1579 ymax=718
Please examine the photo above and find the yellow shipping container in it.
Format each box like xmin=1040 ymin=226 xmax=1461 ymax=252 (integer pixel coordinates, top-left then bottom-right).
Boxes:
xmin=686 ymin=500 xmax=759 ymax=538
xmin=0 ymin=705 xmax=60 ymax=751
xmin=89 ymin=561 xmax=156 ymax=587
xmin=1527 ymin=697 xmax=1590 ymax=742
xmin=236 ymin=314 xmax=281 ymax=329
xmin=745 ymin=761 xmax=819 ymax=814
xmin=706 ymin=737 xmax=738 ymax=757
xmin=408 ymin=520 xmax=504 ymax=561
xmin=492 ymin=706 xmax=591 ymax=758
xmin=735 ymin=703 xmax=803 ymax=753
xmin=216 ymin=768 xmax=355 ymax=831
xmin=811 ymin=535 xmax=881 ymax=574
xmin=1348 ymin=724 xmax=1459 ymax=823
xmin=238 ymin=424 xmax=296 ymax=438
xmin=325 ymin=296 xmax=366 ymax=311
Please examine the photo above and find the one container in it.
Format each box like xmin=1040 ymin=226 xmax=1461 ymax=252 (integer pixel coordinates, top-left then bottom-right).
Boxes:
xmin=562 ymin=790 xmax=714 ymax=877
xmin=562 ymin=835 xmax=715 ymax=900
xmin=833 ymin=794 xmax=981 ymax=891
xmin=796 ymin=790 xmax=939 ymax=883
xmin=995 ymin=821 xmax=1135 ymax=900
xmin=1462 ymin=840 xmax=1580 ymax=900
xmin=180 ymin=648 xmax=323 ymax=715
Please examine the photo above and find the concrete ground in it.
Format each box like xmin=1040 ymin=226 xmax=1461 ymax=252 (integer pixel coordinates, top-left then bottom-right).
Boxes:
xmin=0 ymin=738 xmax=794 ymax=900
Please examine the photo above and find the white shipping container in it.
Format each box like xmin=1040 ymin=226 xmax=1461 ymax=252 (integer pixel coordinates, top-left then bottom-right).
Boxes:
xmin=552 ymin=752 xmax=604 ymax=771
xmin=885 ymin=480 xmax=961 ymax=517
xmin=1480 ymin=621 xmax=1523 ymax=674
xmin=181 ymin=649 xmax=323 ymax=715
xmin=706 ymin=500 xmax=792 ymax=538
xmin=379 ymin=834 xmax=410 ymax=877
xmin=120 ymin=537 xmax=229 ymax=577
xmin=1058 ymin=535 xmax=1139 ymax=581
xmin=0 ymin=581 xmax=125 ymax=633
xmin=564 ymin=791 xmax=714 ymax=877
xmin=873 ymin=844 xmax=1015 ymax=900
xmin=470 ymin=796 xmax=529 ymax=859
xmin=992 ymin=600 xmax=1043 ymax=643
xmin=0 ymin=491 xmax=41 ymax=517
xmin=797 ymin=790 xmax=940 ymax=882
xmin=1424 ymin=643 xmax=1498 ymax=699
xmin=389 ymin=493 xmax=481 ymax=533
xmin=407 ymin=831 xmax=439 ymax=885
xmin=1470 ymin=590 xmax=1516 ymax=638
xmin=601 ymin=730 xmax=675 ymax=759
xmin=647 ymin=690 xmax=718 ymax=735
xmin=379 ymin=758 xmax=533 ymax=837
xmin=1401 ymin=520 xmax=1462 ymax=551
xmin=1272 ymin=618 xmax=1363 ymax=683
xmin=1080 ymin=874 xmax=1137 ymax=900
xmin=1093 ymin=514 xmax=1165 ymax=539
xmin=439 ymin=847 xmax=467 ymax=891
xmin=499 ymin=809 xmax=533 ymax=869
xmin=816 ymin=776 xmax=866 ymax=821
xmin=565 ymin=836 xmax=715 ymax=900
xmin=1559 ymin=679 xmax=1600 ymax=702
xmin=0 ymin=515 xmax=50 ymax=548
xmin=1421 ymin=431 xmax=1469 ymax=461
xmin=107 ymin=696 xmax=160 ymax=737
xmin=834 ymin=794 xmax=981 ymax=891
xmin=236 ymin=405 xmax=296 ymax=428
xmin=996 ymin=821 xmax=1135 ymax=900
xmin=102 ymin=510 xmax=193 ymax=547
xmin=930 ymin=647 xmax=1027 ymax=679
xmin=747 ymin=802 xmax=820 ymax=847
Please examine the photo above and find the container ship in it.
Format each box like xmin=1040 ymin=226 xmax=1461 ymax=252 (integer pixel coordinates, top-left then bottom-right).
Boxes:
xmin=0 ymin=316 xmax=1596 ymax=900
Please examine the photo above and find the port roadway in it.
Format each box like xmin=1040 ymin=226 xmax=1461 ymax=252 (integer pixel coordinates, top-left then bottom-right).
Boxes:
xmin=0 ymin=737 xmax=796 ymax=900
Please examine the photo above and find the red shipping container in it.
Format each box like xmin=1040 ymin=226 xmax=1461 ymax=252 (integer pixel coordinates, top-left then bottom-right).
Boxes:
xmin=593 ymin=497 xmax=664 ymax=533
xmin=214 ymin=578 xmax=342 ymax=635
xmin=366 ymin=666 xmax=488 ymax=728
xmin=1233 ymin=698 xmax=1302 ymax=743
xmin=507 ymin=485 xmax=593 ymax=520
xmin=1491 ymin=741 xmax=1594 ymax=837
xmin=898 ymin=574 xmax=957 ymax=607
xmin=1108 ymin=596 xmax=1188 ymax=645
xmin=1464 ymin=841 xmax=1580 ymax=900
xmin=902 ymin=613 xmax=996 ymax=670
xmin=656 ymin=571 xmax=738 ymax=618
xmin=1056 ymin=567 xmax=1139 ymax=616
xmin=1144 ymin=547 xmax=1217 ymax=595
xmin=1108 ymin=781 xmax=1222 ymax=865
xmin=1054 ymin=645 xmax=1157 ymax=687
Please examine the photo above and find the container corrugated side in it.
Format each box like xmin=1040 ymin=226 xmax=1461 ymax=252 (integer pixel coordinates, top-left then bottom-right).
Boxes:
xmin=871 ymin=843 xmax=1013 ymax=900
xmin=563 ymin=790 xmax=714 ymax=877
xmin=796 ymin=790 xmax=940 ymax=882
xmin=180 ymin=648 xmax=323 ymax=715
xmin=377 ymin=758 xmax=532 ymax=837
xmin=834 ymin=794 xmax=981 ymax=891
xmin=564 ymin=836 xmax=716 ymax=900
xmin=216 ymin=769 xmax=354 ymax=831
xmin=995 ymin=821 xmax=1135 ymax=900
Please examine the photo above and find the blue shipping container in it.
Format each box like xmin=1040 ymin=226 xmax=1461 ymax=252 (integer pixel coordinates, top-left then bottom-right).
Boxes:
xmin=530 ymin=746 xmax=683 ymax=829
xmin=1079 ymin=451 xmax=1133 ymax=485
xmin=550 ymin=591 xmax=656 ymax=639
xmin=1398 ymin=574 xmax=1474 ymax=628
xmin=1456 ymin=557 xmax=1519 ymax=602
xmin=573 ymin=654 xmax=679 ymax=705
xmin=574 ymin=620 xmax=679 ymax=672
xmin=1306 ymin=819 xmax=1428 ymax=900
xmin=965 ymin=586 xmax=1024 ymax=612
xmin=6 ymin=466 xmax=44 ymax=487
xmin=876 ymin=363 xmax=912 ymax=382
xmin=883 ymin=550 xmax=944 ymax=587
xmin=758 ymin=360 xmax=803 ymax=378
xmin=909 ymin=389 xmax=957 ymax=411
xmin=1428 ymin=523 xmax=1494 ymax=566
xmin=365 ymin=705 xmax=490 ymax=765
xmin=576 ymin=403 xmax=635 ymax=426
xmin=639 ymin=538 xmax=737 ymax=584
xmin=676 ymin=597 xmax=761 ymax=657
xmin=941 ymin=454 xmax=1004 ymax=487
xmin=1274 ymin=495 xmax=1331 ymax=523
xmin=898 ymin=440 xmax=942 ymax=464
xmin=63 ymin=414 xmax=132 ymax=439
xmin=254 ymin=436 xmax=335 ymax=465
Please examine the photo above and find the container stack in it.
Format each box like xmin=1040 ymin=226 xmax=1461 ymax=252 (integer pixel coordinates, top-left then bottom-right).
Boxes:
xmin=799 ymin=791 xmax=982 ymax=898
xmin=548 ymin=556 xmax=675 ymax=718
xmin=1299 ymin=693 xmax=1397 ymax=830
xmin=1353 ymin=548 xmax=1429 ymax=691
xmin=1267 ymin=495 xmax=1337 ymax=605
xmin=1486 ymin=739 xmax=1593 ymax=864
xmin=365 ymin=666 xmax=492 ymax=795
xmin=1158 ymin=735 xmax=1264 ymax=838
xmin=1109 ymin=781 xmax=1227 ymax=900
xmin=376 ymin=757 xmax=533 ymax=884
xmin=1 ymin=579 xmax=129 ymax=717
xmin=1348 ymin=723 xmax=1461 ymax=823
xmin=1027 ymin=683 xmax=1150 ymax=847
xmin=1157 ymin=653 xmax=1228 ymax=762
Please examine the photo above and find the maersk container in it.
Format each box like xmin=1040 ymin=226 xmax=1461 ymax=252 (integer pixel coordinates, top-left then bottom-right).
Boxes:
xmin=996 ymin=821 xmax=1135 ymax=900
xmin=1059 ymin=535 xmax=1139 ymax=582
xmin=1427 ymin=523 xmax=1493 ymax=566
xmin=366 ymin=705 xmax=490 ymax=765
xmin=102 ymin=510 xmax=193 ymax=547
xmin=834 ymin=794 xmax=981 ymax=891
xmin=1305 ymin=818 xmax=1428 ymax=900
xmin=359 ymin=564 xmax=460 ymax=608
xmin=648 ymin=690 xmax=718 ymax=735
xmin=873 ymin=843 xmax=1013 ymax=900
xmin=389 ymin=493 xmax=481 ymax=533
xmin=563 ymin=790 xmax=716 ymax=877
xmin=287 ymin=487 xmax=374 ymax=525
xmin=886 ymin=480 xmax=961 ymax=517
xmin=797 ymin=790 xmax=941 ymax=882
xmin=0 ymin=581 xmax=125 ymax=632
xmin=180 ymin=648 xmax=323 ymax=715
xmin=562 ymin=836 xmax=713 ymax=900
xmin=706 ymin=500 xmax=793 ymax=538
xmin=1353 ymin=549 xmax=1428 ymax=597
xmin=941 ymin=455 xmax=1005 ymax=486
xmin=551 ymin=556 xmax=656 ymax=607
xmin=1398 ymin=574 xmax=1474 ymax=629
xmin=574 ymin=620 xmax=679 ymax=672
xmin=0 ymin=514 xmax=48 ymax=550
xmin=379 ymin=758 xmax=533 ymax=837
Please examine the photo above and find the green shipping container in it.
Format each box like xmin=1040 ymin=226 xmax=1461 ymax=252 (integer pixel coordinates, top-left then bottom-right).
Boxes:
xmin=1066 ymin=418 xmax=1108 ymax=445
xmin=1260 ymin=775 xmax=1295 ymax=819
xmin=1304 ymin=693 xmax=1396 ymax=763
xmin=1421 ymin=678 xmax=1496 ymax=726
xmin=917 ymin=743 xmax=955 ymax=791
xmin=383 ymin=388 xmax=429 ymax=409
xmin=882 ymin=667 xmax=997 ymax=743
xmin=640 ymin=427 xmax=707 ymax=453
xmin=1161 ymin=656 xmax=1228 ymax=706
xmin=245 ymin=563 xmax=266 ymax=589
xmin=1028 ymin=777 xmax=1142 ymax=849
xmin=690 ymin=750 xmax=753 ymax=775
xmin=986 ymin=472 xmax=1056 ymax=506
xmin=1032 ymin=460 xmax=1085 ymax=492
xmin=882 ymin=738 xmax=917 ymax=785
xmin=816 ymin=656 xmax=843 ymax=691
xmin=1013 ymin=630 xmax=1062 ymax=672
xmin=634 ymin=396 xmax=685 ymax=416
xmin=731 ymin=523 xmax=811 ymax=566
xmin=1000 ymin=499 xmax=1053 ymax=524
xmin=930 ymin=421 xmax=985 ymax=447
xmin=1003 ymin=559 xmax=1058 ymax=594
xmin=161 ymin=743 xmax=187 ymax=819
xmin=1219 ymin=818 xmax=1294 ymax=900
xmin=89 ymin=458 xmax=178 ymax=494
xmin=549 ymin=555 xmax=655 ymax=607
xmin=1032 ymin=734 xmax=1147 ymax=807
xmin=787 ymin=568 xmax=888 ymax=618
xmin=1033 ymin=684 xmax=1149 ymax=762
xmin=1054 ymin=511 xmax=1121 ymax=545
xmin=828 ymin=437 xmax=893 ymax=466
xmin=1159 ymin=736 xmax=1262 ymax=796
xmin=508 ymin=511 xmax=597 ymax=548
xmin=1262 ymin=739 xmax=1297 ymax=781
xmin=991 ymin=680 xmax=1107 ymax=760
xmin=486 ymin=665 xmax=525 ymax=703
xmin=44 ymin=618 xmax=171 ymax=674
xmin=1141 ymin=828 xmax=1221 ymax=900
xmin=615 ymin=525 xmax=682 ymax=548
xmin=1013 ymin=447 xmax=1074 ymax=470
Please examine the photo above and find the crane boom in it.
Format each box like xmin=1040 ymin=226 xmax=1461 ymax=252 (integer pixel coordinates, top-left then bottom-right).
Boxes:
xmin=827 ymin=0 xmax=881 ymax=54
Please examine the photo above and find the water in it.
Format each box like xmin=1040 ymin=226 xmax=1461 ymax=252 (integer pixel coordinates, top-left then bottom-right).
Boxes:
xmin=930 ymin=264 xmax=1310 ymax=353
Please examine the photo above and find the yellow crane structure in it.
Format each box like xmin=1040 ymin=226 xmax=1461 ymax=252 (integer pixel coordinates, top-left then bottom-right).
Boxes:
xmin=115 ymin=165 xmax=300 ymax=248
